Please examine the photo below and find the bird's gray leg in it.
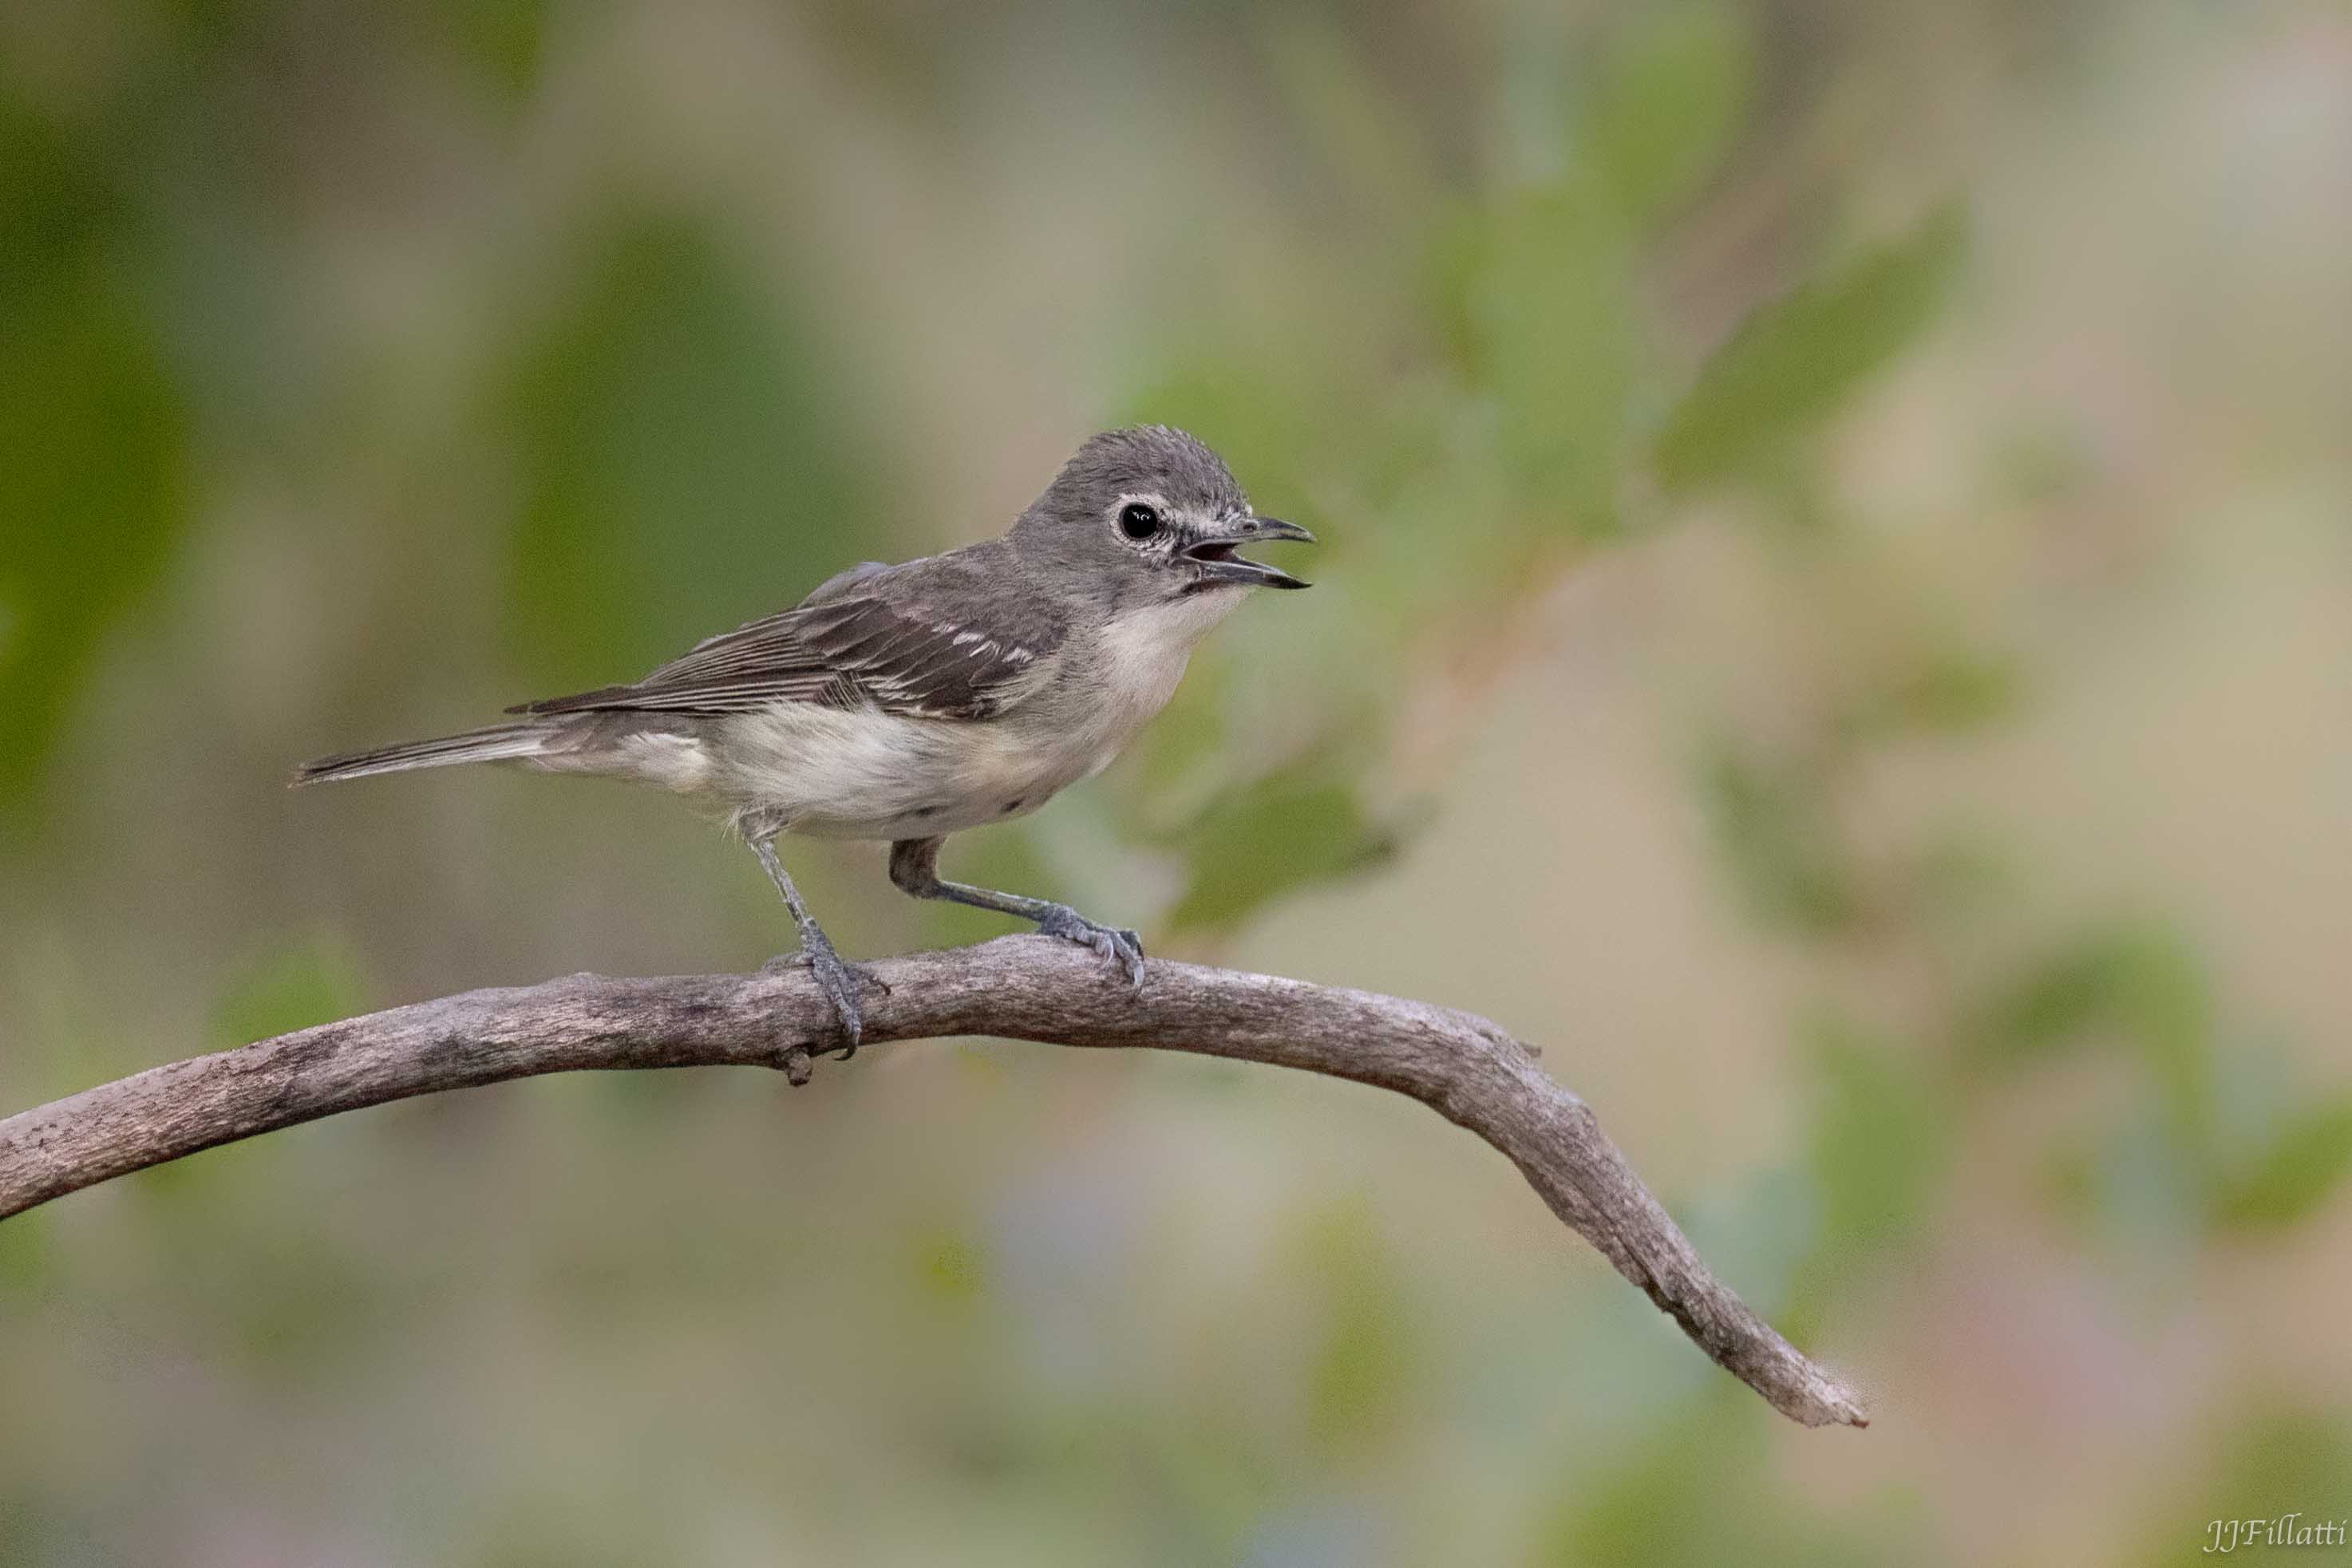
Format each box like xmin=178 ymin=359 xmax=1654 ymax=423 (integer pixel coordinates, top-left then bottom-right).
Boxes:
xmin=745 ymin=823 xmax=878 ymax=1059
xmin=888 ymin=836 xmax=1145 ymax=989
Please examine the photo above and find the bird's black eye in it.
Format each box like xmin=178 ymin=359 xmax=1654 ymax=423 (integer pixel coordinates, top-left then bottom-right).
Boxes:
xmin=1117 ymin=502 xmax=1162 ymax=541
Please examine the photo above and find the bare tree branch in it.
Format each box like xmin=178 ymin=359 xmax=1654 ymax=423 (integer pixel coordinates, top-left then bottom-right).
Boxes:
xmin=0 ymin=936 xmax=1868 ymax=1428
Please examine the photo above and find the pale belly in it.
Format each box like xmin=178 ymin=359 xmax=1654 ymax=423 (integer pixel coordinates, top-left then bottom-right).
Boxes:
xmin=700 ymin=702 xmax=1122 ymax=840
xmin=642 ymin=589 xmax=1236 ymax=841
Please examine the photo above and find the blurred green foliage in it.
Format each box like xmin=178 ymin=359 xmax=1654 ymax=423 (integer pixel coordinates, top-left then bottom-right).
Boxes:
xmin=0 ymin=94 xmax=189 ymax=812
xmin=1957 ymin=925 xmax=2352 ymax=1240
xmin=1295 ymin=1199 xmax=1419 ymax=1457
xmin=1544 ymin=1392 xmax=1905 ymax=1567
xmin=0 ymin=1204 xmax=49 ymax=1301
xmin=206 ymin=931 xmax=372 ymax=1049
xmin=1654 ymin=206 xmax=1967 ymax=493
xmin=919 ymin=1226 xmax=988 ymax=1305
xmin=1166 ymin=773 xmax=1402 ymax=935
xmin=1586 ymin=6 xmax=1754 ymax=226
xmin=502 ymin=215 xmax=886 ymax=687
xmin=439 ymin=0 xmax=551 ymax=101
xmin=1702 ymin=735 xmax=1864 ymax=935
xmin=1804 ymin=1012 xmax=1945 ymax=1266
xmin=2129 ymin=1411 xmax=2352 ymax=1567
xmin=2213 ymin=1097 xmax=2352 ymax=1231
xmin=1698 ymin=626 xmax=2352 ymax=1294
xmin=2 ymin=0 xmax=2348 ymax=1562
xmin=1122 ymin=2 xmax=1969 ymax=937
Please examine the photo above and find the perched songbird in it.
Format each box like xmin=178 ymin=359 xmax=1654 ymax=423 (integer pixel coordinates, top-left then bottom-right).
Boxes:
xmin=296 ymin=426 xmax=1314 ymax=1053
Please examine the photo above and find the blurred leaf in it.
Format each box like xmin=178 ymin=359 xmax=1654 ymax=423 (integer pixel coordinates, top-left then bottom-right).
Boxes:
xmin=1805 ymin=1013 xmax=1943 ymax=1261
xmin=1165 ymin=772 xmax=1404 ymax=935
xmin=1587 ymin=3 xmax=1755 ymax=225
xmin=1655 ymin=205 xmax=1967 ymax=492
xmin=0 ymin=94 xmax=123 ymax=294
xmin=437 ymin=0 xmax=550 ymax=100
xmin=1974 ymin=938 xmax=2127 ymax=1066
xmin=2212 ymin=1095 xmax=2352 ymax=1231
xmin=1449 ymin=180 xmax=1638 ymax=530
xmin=208 ymin=932 xmax=371 ymax=1048
xmin=1847 ymin=649 xmax=2024 ymax=741
xmin=1429 ymin=203 xmax=1496 ymax=379
xmin=500 ymin=214 xmax=883 ymax=685
xmin=1699 ymin=737 xmax=1860 ymax=936
xmin=1968 ymin=926 xmax=2212 ymax=1136
xmin=0 ymin=101 xmax=188 ymax=808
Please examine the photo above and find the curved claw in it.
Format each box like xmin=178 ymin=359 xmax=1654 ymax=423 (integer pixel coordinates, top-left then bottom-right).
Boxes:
xmin=807 ymin=950 xmax=865 ymax=1060
xmin=767 ymin=942 xmax=881 ymax=1060
xmin=765 ymin=949 xmax=891 ymax=997
xmin=1036 ymin=905 xmax=1148 ymax=990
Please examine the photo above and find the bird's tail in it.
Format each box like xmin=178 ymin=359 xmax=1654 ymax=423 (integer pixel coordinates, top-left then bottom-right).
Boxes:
xmin=291 ymin=722 xmax=554 ymax=787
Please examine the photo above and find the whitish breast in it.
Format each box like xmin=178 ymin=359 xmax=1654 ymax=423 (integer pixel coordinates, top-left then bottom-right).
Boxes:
xmin=715 ymin=587 xmax=1247 ymax=840
xmin=1091 ymin=589 xmax=1244 ymax=731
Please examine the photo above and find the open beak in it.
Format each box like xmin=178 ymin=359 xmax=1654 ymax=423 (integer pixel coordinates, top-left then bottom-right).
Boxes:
xmin=1180 ymin=516 xmax=1316 ymax=590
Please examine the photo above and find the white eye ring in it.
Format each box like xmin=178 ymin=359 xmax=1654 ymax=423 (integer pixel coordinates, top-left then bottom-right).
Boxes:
xmin=1117 ymin=501 xmax=1163 ymax=541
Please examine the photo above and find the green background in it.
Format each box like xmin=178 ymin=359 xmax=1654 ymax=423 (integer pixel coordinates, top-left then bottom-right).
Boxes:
xmin=4 ymin=1 xmax=2350 ymax=1562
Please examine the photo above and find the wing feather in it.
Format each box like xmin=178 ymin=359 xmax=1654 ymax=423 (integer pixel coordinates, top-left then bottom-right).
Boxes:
xmin=508 ymin=552 xmax=1065 ymax=721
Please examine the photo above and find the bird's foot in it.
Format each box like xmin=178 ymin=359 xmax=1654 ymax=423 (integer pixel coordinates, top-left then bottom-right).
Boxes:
xmin=763 ymin=935 xmax=887 ymax=1060
xmin=1034 ymin=904 xmax=1146 ymax=989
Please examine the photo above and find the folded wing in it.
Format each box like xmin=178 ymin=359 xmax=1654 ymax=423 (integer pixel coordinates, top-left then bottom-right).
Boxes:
xmin=508 ymin=554 xmax=1065 ymax=721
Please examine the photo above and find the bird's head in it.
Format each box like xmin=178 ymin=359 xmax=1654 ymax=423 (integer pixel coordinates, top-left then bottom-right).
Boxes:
xmin=1011 ymin=426 xmax=1314 ymax=606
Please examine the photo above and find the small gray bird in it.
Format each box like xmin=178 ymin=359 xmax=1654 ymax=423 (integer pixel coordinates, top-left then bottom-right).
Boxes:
xmin=296 ymin=426 xmax=1313 ymax=1054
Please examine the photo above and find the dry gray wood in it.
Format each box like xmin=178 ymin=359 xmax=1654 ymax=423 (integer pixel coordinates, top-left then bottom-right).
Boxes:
xmin=0 ymin=935 xmax=1868 ymax=1428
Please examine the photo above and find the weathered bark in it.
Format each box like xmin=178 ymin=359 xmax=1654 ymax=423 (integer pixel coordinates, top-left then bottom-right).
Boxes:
xmin=0 ymin=935 xmax=1868 ymax=1428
